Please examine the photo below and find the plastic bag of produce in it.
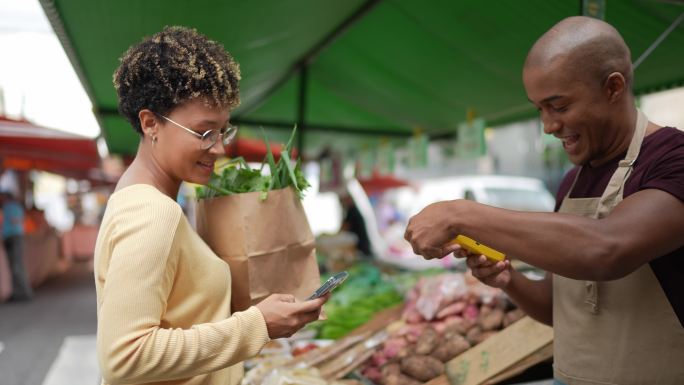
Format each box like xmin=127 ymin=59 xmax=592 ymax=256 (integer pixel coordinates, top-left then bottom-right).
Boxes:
xmin=416 ymin=274 xmax=467 ymax=321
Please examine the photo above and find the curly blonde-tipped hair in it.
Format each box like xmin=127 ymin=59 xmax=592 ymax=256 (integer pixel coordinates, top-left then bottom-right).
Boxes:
xmin=113 ymin=26 xmax=241 ymax=134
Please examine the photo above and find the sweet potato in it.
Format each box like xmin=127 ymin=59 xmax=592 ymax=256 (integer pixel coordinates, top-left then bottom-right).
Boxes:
xmin=400 ymin=355 xmax=445 ymax=381
xmin=361 ymin=366 xmax=382 ymax=383
xmin=436 ymin=300 xmax=466 ymax=319
xmin=371 ymin=350 xmax=389 ymax=367
xmin=463 ymin=303 xmax=480 ymax=320
xmin=479 ymin=307 xmax=505 ymax=331
xmin=402 ymin=292 xmax=423 ymax=324
xmin=415 ymin=327 xmax=439 ymax=355
xmin=383 ymin=337 xmax=408 ymax=360
xmin=431 ymin=335 xmax=471 ymax=362
xmin=404 ymin=309 xmax=424 ymax=324
xmin=431 ymin=319 xmax=449 ymax=334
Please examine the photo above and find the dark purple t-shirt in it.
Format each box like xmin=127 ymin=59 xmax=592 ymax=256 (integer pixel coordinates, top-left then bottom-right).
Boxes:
xmin=555 ymin=127 xmax=684 ymax=326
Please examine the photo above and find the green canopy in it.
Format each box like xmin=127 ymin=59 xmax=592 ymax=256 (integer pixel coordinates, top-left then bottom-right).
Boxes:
xmin=40 ymin=0 xmax=684 ymax=156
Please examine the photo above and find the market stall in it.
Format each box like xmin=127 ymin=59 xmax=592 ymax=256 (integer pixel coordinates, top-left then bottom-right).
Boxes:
xmin=240 ymin=267 xmax=553 ymax=385
xmin=0 ymin=115 xmax=102 ymax=182
xmin=0 ymin=115 xmax=104 ymax=301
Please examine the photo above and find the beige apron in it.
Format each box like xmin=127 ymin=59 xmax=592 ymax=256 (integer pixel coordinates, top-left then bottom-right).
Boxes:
xmin=554 ymin=110 xmax=684 ymax=385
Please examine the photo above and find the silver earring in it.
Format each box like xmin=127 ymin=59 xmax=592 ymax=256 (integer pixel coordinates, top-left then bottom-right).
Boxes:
xmin=152 ymin=135 xmax=158 ymax=144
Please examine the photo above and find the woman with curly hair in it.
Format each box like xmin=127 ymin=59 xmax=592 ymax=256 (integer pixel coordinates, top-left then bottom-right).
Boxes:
xmin=94 ymin=26 xmax=327 ymax=385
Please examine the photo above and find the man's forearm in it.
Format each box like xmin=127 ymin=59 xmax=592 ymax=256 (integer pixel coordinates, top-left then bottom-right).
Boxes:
xmin=504 ymin=270 xmax=553 ymax=326
xmin=455 ymin=202 xmax=618 ymax=280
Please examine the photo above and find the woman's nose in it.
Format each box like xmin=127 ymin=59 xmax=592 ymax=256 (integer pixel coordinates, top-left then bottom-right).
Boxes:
xmin=208 ymin=139 xmax=226 ymax=156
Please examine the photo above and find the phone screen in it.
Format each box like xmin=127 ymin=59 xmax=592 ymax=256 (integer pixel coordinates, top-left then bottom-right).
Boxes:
xmin=306 ymin=271 xmax=349 ymax=300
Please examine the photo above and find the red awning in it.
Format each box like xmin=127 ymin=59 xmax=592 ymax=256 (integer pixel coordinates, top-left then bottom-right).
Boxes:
xmin=225 ymin=137 xmax=298 ymax=163
xmin=358 ymin=172 xmax=410 ymax=196
xmin=0 ymin=116 xmax=102 ymax=181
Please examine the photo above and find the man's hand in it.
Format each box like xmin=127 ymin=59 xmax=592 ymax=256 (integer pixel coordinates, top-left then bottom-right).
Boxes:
xmin=453 ymin=246 xmax=512 ymax=289
xmin=404 ymin=200 xmax=466 ymax=259
xmin=460 ymin=252 xmax=512 ymax=289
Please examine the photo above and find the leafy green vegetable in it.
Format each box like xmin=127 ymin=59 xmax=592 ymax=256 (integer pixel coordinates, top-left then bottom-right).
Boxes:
xmin=307 ymin=263 xmax=404 ymax=339
xmin=196 ymin=127 xmax=310 ymax=201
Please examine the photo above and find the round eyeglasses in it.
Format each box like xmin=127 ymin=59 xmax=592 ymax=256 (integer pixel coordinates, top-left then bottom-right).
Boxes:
xmin=158 ymin=114 xmax=238 ymax=150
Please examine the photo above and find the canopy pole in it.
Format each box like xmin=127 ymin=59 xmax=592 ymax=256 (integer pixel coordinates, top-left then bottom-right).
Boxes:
xmin=296 ymin=66 xmax=308 ymax=156
xmin=633 ymin=12 xmax=684 ymax=70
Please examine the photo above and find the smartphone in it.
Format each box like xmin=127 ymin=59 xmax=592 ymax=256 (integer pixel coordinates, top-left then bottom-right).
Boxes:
xmin=306 ymin=271 xmax=349 ymax=300
xmin=451 ymin=235 xmax=506 ymax=262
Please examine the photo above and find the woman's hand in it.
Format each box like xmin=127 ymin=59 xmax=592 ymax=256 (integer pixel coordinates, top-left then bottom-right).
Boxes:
xmin=255 ymin=293 xmax=330 ymax=339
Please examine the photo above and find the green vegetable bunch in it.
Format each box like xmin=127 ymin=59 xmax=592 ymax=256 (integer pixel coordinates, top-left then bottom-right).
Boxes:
xmin=309 ymin=263 xmax=404 ymax=340
xmin=196 ymin=127 xmax=310 ymax=201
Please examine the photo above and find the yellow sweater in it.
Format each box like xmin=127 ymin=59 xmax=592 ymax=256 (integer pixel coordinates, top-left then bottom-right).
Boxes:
xmin=94 ymin=184 xmax=269 ymax=385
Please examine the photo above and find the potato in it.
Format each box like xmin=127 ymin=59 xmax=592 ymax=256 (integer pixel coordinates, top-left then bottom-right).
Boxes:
xmin=415 ymin=327 xmax=439 ymax=355
xmin=381 ymin=362 xmax=401 ymax=378
xmin=400 ymin=355 xmax=445 ymax=381
xmin=385 ymin=373 xmax=422 ymax=385
xmin=479 ymin=308 xmax=505 ymax=331
xmin=476 ymin=331 xmax=498 ymax=344
xmin=503 ymin=308 xmax=525 ymax=327
xmin=431 ymin=335 xmax=471 ymax=362
xmin=443 ymin=316 xmax=468 ymax=337
xmin=466 ymin=326 xmax=482 ymax=345
xmin=396 ymin=344 xmax=415 ymax=360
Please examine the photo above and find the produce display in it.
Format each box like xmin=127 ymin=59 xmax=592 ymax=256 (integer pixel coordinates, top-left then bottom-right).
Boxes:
xmin=242 ymin=270 xmax=527 ymax=385
xmin=360 ymin=273 xmax=525 ymax=384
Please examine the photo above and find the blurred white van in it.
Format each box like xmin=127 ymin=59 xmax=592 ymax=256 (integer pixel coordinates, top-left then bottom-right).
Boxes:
xmin=354 ymin=175 xmax=556 ymax=270
xmin=408 ymin=175 xmax=556 ymax=215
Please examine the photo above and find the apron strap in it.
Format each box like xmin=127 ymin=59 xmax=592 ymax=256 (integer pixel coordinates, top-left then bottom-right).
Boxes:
xmin=589 ymin=109 xmax=649 ymax=313
xmin=596 ymin=109 xmax=649 ymax=219
xmin=559 ymin=109 xmax=649 ymax=314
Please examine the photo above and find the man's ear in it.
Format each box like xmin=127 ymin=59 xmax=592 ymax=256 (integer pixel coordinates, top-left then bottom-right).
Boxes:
xmin=604 ymin=72 xmax=627 ymax=104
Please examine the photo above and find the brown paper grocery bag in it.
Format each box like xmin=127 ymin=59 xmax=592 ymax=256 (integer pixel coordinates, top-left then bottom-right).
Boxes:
xmin=196 ymin=186 xmax=321 ymax=312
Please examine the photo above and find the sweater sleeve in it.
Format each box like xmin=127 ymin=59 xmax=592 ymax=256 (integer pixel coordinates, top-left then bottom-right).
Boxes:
xmin=96 ymin=196 xmax=269 ymax=384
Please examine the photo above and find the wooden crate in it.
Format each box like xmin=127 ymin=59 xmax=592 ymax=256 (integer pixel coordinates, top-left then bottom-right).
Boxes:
xmin=434 ymin=316 xmax=553 ymax=385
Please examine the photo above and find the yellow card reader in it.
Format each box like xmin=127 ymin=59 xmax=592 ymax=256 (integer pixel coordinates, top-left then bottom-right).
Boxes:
xmin=451 ymin=235 xmax=505 ymax=262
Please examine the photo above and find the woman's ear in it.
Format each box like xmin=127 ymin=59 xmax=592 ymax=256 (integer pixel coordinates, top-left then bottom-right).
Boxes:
xmin=604 ymin=72 xmax=626 ymax=104
xmin=138 ymin=109 xmax=159 ymax=138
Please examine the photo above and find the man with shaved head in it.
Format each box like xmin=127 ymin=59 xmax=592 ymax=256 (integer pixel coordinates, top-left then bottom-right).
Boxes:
xmin=405 ymin=16 xmax=684 ymax=384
